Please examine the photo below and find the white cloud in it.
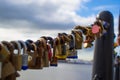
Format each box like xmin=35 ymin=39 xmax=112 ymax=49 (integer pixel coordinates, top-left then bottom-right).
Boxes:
xmin=0 ymin=0 xmax=92 ymax=30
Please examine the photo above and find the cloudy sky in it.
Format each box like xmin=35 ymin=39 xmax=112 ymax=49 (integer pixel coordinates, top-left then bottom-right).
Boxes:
xmin=0 ymin=0 xmax=119 ymax=60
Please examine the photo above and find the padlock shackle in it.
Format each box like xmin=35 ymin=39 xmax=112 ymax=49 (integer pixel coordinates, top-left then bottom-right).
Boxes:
xmin=70 ymin=34 xmax=75 ymax=48
xmin=1 ymin=41 xmax=14 ymax=52
xmin=0 ymin=43 xmax=10 ymax=62
xmin=18 ymin=40 xmax=27 ymax=54
xmin=10 ymin=41 xmax=21 ymax=55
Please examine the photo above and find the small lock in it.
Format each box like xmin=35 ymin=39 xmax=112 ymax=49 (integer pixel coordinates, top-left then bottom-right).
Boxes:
xmin=47 ymin=43 xmax=52 ymax=61
xmin=50 ymin=39 xmax=58 ymax=66
xmin=18 ymin=40 xmax=28 ymax=70
xmin=69 ymin=34 xmax=75 ymax=50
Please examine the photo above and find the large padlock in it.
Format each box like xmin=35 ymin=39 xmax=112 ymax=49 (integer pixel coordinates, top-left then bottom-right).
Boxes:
xmin=39 ymin=38 xmax=49 ymax=67
xmin=1 ymin=41 xmax=20 ymax=79
xmin=10 ymin=41 xmax=22 ymax=71
xmin=18 ymin=40 xmax=28 ymax=70
xmin=1 ymin=61 xmax=15 ymax=79
xmin=55 ymin=37 xmax=61 ymax=58
xmin=28 ymin=42 xmax=43 ymax=69
xmin=0 ymin=43 xmax=10 ymax=62
xmin=1 ymin=42 xmax=16 ymax=79
xmin=72 ymin=30 xmax=83 ymax=49
xmin=55 ymin=36 xmax=67 ymax=60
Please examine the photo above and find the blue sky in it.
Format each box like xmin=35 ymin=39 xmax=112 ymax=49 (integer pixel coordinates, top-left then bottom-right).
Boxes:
xmin=77 ymin=0 xmax=119 ymax=17
xmin=0 ymin=0 xmax=119 ymax=60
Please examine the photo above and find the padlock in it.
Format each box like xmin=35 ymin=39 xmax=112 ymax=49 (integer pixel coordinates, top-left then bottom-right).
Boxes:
xmin=50 ymin=38 xmax=58 ymax=66
xmin=1 ymin=43 xmax=16 ymax=78
xmin=1 ymin=41 xmax=20 ymax=79
xmin=18 ymin=40 xmax=28 ymax=70
xmin=25 ymin=39 xmax=34 ymax=51
xmin=55 ymin=37 xmax=61 ymax=59
xmin=10 ymin=41 xmax=22 ymax=71
xmin=2 ymin=61 xmax=16 ymax=79
xmin=67 ymin=49 xmax=78 ymax=59
xmin=39 ymin=37 xmax=49 ymax=67
xmin=61 ymin=44 xmax=66 ymax=55
xmin=72 ymin=31 xmax=83 ymax=49
xmin=47 ymin=43 xmax=52 ymax=61
xmin=0 ymin=43 xmax=10 ymax=62
xmin=62 ymin=33 xmax=71 ymax=43
xmin=74 ymin=25 xmax=88 ymax=35
xmin=55 ymin=36 xmax=67 ymax=60
xmin=68 ymin=34 xmax=75 ymax=50
xmin=28 ymin=42 xmax=43 ymax=69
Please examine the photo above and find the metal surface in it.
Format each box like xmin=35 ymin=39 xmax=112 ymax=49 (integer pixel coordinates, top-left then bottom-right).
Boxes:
xmin=92 ymin=11 xmax=114 ymax=80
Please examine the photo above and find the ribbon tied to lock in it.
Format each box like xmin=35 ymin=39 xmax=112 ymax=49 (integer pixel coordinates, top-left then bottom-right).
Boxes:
xmin=92 ymin=25 xmax=100 ymax=34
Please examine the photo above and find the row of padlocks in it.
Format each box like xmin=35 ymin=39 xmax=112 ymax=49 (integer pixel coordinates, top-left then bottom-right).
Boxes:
xmin=0 ymin=19 xmax=110 ymax=80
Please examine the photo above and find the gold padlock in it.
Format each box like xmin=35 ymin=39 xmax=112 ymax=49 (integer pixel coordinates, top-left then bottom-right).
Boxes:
xmin=55 ymin=36 xmax=67 ymax=60
xmin=0 ymin=43 xmax=10 ymax=62
xmin=28 ymin=42 xmax=43 ymax=69
xmin=0 ymin=42 xmax=16 ymax=79
xmin=1 ymin=41 xmax=20 ymax=79
xmin=72 ymin=30 xmax=83 ymax=49
xmin=2 ymin=61 xmax=16 ymax=79
xmin=39 ymin=37 xmax=49 ymax=67
xmin=10 ymin=41 xmax=22 ymax=71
